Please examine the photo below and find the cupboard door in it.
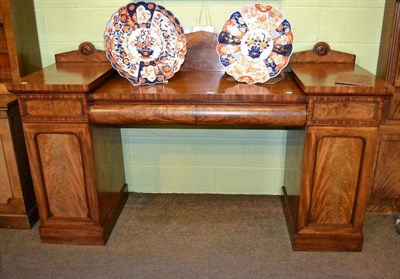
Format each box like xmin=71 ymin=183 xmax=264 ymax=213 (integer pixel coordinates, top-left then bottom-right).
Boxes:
xmin=299 ymin=127 xmax=377 ymax=235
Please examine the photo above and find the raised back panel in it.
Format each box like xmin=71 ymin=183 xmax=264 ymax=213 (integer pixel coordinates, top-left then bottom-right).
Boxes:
xmin=290 ymin=43 xmax=356 ymax=64
xmin=180 ymin=31 xmax=225 ymax=72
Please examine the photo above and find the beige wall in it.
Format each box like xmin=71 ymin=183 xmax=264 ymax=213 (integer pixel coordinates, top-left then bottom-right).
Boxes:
xmin=33 ymin=0 xmax=386 ymax=194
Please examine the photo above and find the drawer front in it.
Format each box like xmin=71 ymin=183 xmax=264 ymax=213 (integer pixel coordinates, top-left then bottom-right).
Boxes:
xmin=308 ymin=97 xmax=384 ymax=126
xmin=25 ymin=100 xmax=83 ymax=116
xmin=19 ymin=94 xmax=88 ymax=122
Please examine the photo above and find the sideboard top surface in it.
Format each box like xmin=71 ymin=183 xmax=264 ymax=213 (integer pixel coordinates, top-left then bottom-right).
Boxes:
xmin=6 ymin=31 xmax=391 ymax=100
xmin=7 ymin=62 xmax=114 ymax=93
xmin=7 ymin=61 xmax=391 ymax=102
xmin=89 ymin=70 xmax=305 ymax=104
xmin=291 ymin=63 xmax=390 ymax=95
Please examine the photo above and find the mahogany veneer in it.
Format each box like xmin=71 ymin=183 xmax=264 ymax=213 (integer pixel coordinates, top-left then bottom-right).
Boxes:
xmin=0 ymin=0 xmax=41 ymax=83
xmin=7 ymin=32 xmax=391 ymax=250
xmin=369 ymin=0 xmax=400 ymax=213
xmin=0 ymin=93 xmax=37 ymax=229
xmin=0 ymin=0 xmax=41 ymax=229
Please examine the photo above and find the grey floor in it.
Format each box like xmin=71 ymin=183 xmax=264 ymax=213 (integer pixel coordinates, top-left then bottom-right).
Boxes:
xmin=0 ymin=193 xmax=399 ymax=279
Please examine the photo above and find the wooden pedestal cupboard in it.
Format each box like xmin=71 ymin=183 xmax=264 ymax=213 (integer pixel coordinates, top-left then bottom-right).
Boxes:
xmin=0 ymin=94 xmax=37 ymax=229
xmin=369 ymin=0 xmax=400 ymax=213
xmin=0 ymin=0 xmax=41 ymax=229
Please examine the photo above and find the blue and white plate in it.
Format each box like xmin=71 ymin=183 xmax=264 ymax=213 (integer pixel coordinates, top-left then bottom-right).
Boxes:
xmin=217 ymin=4 xmax=293 ymax=84
xmin=104 ymin=2 xmax=187 ymax=85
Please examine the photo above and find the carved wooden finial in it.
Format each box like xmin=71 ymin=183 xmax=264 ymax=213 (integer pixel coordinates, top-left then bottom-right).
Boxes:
xmin=79 ymin=42 xmax=96 ymax=56
xmin=313 ymin=42 xmax=331 ymax=56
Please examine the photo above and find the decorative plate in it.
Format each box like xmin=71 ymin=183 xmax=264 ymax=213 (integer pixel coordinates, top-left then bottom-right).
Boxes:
xmin=217 ymin=4 xmax=293 ymax=84
xmin=104 ymin=2 xmax=187 ymax=85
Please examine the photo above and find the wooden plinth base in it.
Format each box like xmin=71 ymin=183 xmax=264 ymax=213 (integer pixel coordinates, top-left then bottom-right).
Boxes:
xmin=39 ymin=186 xmax=128 ymax=245
xmin=0 ymin=206 xmax=39 ymax=229
xmin=289 ymin=232 xmax=363 ymax=252
xmin=281 ymin=187 xmax=364 ymax=252
xmin=367 ymin=201 xmax=400 ymax=213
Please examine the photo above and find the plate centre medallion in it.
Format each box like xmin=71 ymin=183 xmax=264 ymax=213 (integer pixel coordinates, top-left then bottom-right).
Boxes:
xmin=128 ymin=28 xmax=163 ymax=62
xmin=240 ymin=29 xmax=273 ymax=60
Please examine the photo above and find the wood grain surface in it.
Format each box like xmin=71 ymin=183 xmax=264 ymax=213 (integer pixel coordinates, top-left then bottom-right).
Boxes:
xmin=90 ymin=71 xmax=305 ymax=104
xmin=372 ymin=135 xmax=400 ymax=198
xmin=22 ymin=124 xmax=98 ymax=224
xmin=37 ymin=133 xmax=89 ymax=219
xmin=0 ymin=0 xmax=19 ymax=82
xmin=313 ymin=102 xmax=376 ymax=121
xmin=369 ymin=131 xmax=400 ymax=212
xmin=196 ymin=104 xmax=306 ymax=126
xmin=180 ymin=31 xmax=225 ymax=72
xmin=0 ymin=93 xmax=17 ymax=107
xmin=310 ymin=137 xmax=362 ymax=225
xmin=0 ymin=0 xmax=41 ymax=82
xmin=55 ymin=42 xmax=108 ymax=63
xmin=7 ymin=62 xmax=114 ymax=93
xmin=290 ymin=47 xmax=356 ymax=64
xmin=0 ymin=102 xmax=21 ymax=207
xmin=0 ymin=133 xmax=12 ymax=204
xmin=377 ymin=0 xmax=398 ymax=82
xmin=25 ymin=99 xmax=84 ymax=117
xmin=370 ymin=0 xmax=400 ymax=212
xmin=283 ymin=129 xmax=306 ymax=232
xmin=308 ymin=96 xmax=384 ymax=126
xmin=387 ymin=88 xmax=400 ymax=120
xmin=380 ymin=0 xmax=400 ymax=87
xmin=90 ymin=104 xmax=307 ymax=127
xmin=297 ymin=126 xmax=378 ymax=234
xmin=19 ymin=93 xmax=89 ymax=123
xmin=90 ymin=104 xmax=197 ymax=125
xmin=291 ymin=63 xmax=390 ymax=95
xmin=0 ymin=94 xmax=37 ymax=228
xmin=91 ymin=126 xmax=126 ymax=225
xmin=22 ymin=120 xmax=128 ymax=244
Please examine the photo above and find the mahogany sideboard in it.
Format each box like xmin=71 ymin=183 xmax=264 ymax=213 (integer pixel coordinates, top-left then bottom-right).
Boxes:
xmin=7 ymin=32 xmax=391 ymax=251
